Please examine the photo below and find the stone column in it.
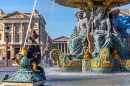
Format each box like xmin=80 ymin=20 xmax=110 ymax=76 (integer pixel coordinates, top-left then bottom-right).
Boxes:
xmin=3 ymin=23 xmax=5 ymax=42
xmin=40 ymin=42 xmax=43 ymax=57
xmin=57 ymin=43 xmax=60 ymax=49
xmin=64 ymin=43 xmax=65 ymax=54
xmin=12 ymin=23 xmax=14 ymax=42
xmin=61 ymin=43 xmax=62 ymax=52
xmin=10 ymin=46 xmax=14 ymax=59
xmin=14 ymin=23 xmax=16 ymax=42
xmin=41 ymin=46 xmax=43 ymax=56
xmin=20 ymin=23 xmax=23 ymax=43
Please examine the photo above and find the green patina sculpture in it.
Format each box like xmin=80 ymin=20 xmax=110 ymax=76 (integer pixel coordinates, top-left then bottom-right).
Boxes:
xmin=67 ymin=11 xmax=88 ymax=57
xmin=50 ymin=7 xmax=130 ymax=73
xmin=2 ymin=57 xmax=46 ymax=83
xmin=109 ymin=10 xmax=129 ymax=58
xmin=2 ymin=29 xmax=46 ymax=83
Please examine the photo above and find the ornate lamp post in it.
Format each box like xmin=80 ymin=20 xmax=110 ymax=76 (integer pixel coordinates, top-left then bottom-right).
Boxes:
xmin=5 ymin=25 xmax=9 ymax=66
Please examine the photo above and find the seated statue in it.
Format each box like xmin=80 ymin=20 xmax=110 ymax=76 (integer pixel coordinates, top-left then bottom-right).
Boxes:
xmin=15 ymin=29 xmax=42 ymax=72
xmin=109 ymin=9 xmax=129 ymax=57
xmin=88 ymin=7 xmax=112 ymax=58
xmin=67 ymin=11 xmax=88 ymax=57
xmin=25 ymin=29 xmax=41 ymax=70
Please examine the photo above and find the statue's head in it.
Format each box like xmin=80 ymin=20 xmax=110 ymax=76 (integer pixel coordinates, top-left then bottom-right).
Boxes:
xmin=28 ymin=29 xmax=38 ymax=41
xmin=109 ymin=9 xmax=120 ymax=19
xmin=96 ymin=7 xmax=105 ymax=20
xmin=73 ymin=26 xmax=77 ymax=32
xmin=75 ymin=11 xmax=83 ymax=20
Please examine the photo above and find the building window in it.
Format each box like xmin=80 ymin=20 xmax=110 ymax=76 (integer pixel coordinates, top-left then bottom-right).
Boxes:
xmin=0 ymin=34 xmax=1 ymax=40
xmin=24 ymin=24 xmax=28 ymax=29
xmin=7 ymin=24 xmax=11 ymax=29
xmin=25 ymin=35 xmax=28 ymax=42
xmin=8 ymin=35 xmax=11 ymax=42
xmin=16 ymin=24 xmax=20 ymax=29
xmin=16 ymin=35 xmax=19 ymax=42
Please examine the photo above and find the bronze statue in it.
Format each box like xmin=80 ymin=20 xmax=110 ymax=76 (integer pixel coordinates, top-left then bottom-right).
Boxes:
xmin=15 ymin=29 xmax=42 ymax=72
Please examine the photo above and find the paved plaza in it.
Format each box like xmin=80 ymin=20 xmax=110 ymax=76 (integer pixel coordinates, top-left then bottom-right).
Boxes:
xmin=1 ymin=66 xmax=130 ymax=86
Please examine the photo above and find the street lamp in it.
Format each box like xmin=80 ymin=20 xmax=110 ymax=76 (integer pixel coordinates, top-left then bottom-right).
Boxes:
xmin=5 ymin=25 xmax=9 ymax=66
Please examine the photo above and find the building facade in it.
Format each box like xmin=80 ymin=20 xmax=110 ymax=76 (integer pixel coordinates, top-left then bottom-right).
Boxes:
xmin=52 ymin=36 xmax=69 ymax=55
xmin=0 ymin=9 xmax=52 ymax=60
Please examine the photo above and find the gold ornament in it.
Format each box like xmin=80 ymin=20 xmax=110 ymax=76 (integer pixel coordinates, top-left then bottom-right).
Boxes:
xmin=53 ymin=0 xmax=129 ymax=10
xmin=29 ymin=28 xmax=34 ymax=35
xmin=91 ymin=47 xmax=114 ymax=68
xmin=121 ymin=60 xmax=130 ymax=67
xmin=19 ymin=47 xmax=28 ymax=57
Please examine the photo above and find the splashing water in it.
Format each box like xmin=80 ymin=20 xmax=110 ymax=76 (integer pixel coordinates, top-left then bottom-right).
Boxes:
xmin=24 ymin=0 xmax=37 ymax=47
xmin=46 ymin=1 xmax=54 ymax=44
xmin=44 ymin=66 xmax=130 ymax=76
xmin=44 ymin=66 xmax=130 ymax=85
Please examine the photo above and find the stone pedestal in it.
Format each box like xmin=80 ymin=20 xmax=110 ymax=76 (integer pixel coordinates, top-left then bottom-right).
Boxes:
xmin=2 ymin=57 xmax=46 ymax=86
xmin=82 ymin=60 xmax=92 ymax=72
xmin=1 ymin=80 xmax=45 ymax=86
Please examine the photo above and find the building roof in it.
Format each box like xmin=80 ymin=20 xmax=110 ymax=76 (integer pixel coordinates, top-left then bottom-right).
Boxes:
xmin=0 ymin=9 xmax=46 ymax=24
xmin=53 ymin=36 xmax=69 ymax=42
xmin=2 ymin=11 xmax=30 ymax=18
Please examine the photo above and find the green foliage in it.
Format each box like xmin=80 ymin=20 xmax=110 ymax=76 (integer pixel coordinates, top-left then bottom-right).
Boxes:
xmin=52 ymin=43 xmax=57 ymax=49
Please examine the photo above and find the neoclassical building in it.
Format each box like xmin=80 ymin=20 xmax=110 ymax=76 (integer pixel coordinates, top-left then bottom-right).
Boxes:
xmin=52 ymin=36 xmax=69 ymax=55
xmin=0 ymin=9 xmax=52 ymax=60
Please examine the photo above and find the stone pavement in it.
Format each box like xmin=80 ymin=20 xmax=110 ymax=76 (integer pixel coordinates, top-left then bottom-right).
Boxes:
xmin=0 ymin=67 xmax=18 ymax=84
xmin=1 ymin=66 xmax=130 ymax=86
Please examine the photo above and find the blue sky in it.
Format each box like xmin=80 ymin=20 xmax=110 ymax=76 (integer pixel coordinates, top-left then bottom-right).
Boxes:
xmin=0 ymin=0 xmax=130 ymax=39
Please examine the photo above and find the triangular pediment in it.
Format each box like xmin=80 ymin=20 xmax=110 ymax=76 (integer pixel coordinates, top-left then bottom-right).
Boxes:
xmin=2 ymin=11 xmax=30 ymax=18
xmin=53 ymin=36 xmax=69 ymax=42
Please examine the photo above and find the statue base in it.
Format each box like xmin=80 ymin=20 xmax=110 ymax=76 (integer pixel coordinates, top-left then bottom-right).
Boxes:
xmin=0 ymin=80 xmax=45 ymax=86
xmin=2 ymin=57 xmax=46 ymax=85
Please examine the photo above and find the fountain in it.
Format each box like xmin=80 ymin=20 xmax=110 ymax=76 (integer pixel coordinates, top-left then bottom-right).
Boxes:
xmin=50 ymin=0 xmax=130 ymax=73
xmin=1 ymin=0 xmax=46 ymax=86
xmin=1 ymin=29 xmax=46 ymax=86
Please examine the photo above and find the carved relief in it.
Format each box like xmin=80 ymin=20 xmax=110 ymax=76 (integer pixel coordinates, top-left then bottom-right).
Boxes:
xmin=34 ymin=24 xmax=37 ymax=29
xmin=3 ymin=12 xmax=30 ymax=18
xmin=9 ymin=13 xmax=27 ymax=18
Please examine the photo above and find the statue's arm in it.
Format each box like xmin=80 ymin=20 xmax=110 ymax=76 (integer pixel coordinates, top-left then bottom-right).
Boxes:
xmin=77 ymin=23 xmax=80 ymax=32
xmin=84 ymin=18 xmax=88 ymax=31
xmin=106 ymin=18 xmax=111 ymax=37
xmin=82 ymin=16 xmax=94 ymax=43
xmin=87 ymin=15 xmax=94 ymax=33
